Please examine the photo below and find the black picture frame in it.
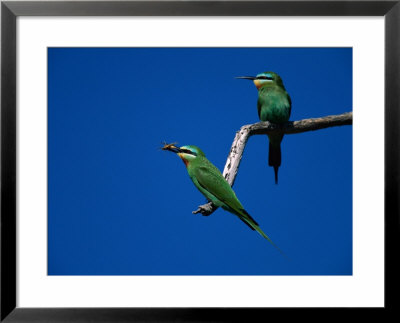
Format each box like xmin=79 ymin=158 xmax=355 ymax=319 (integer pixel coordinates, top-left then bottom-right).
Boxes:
xmin=1 ymin=1 xmax=399 ymax=321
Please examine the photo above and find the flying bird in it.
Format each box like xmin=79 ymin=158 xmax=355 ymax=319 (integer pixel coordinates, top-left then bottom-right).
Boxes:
xmin=162 ymin=143 xmax=284 ymax=254
xmin=236 ymin=72 xmax=291 ymax=184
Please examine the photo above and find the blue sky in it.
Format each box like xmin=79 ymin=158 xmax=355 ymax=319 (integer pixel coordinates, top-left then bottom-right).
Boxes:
xmin=48 ymin=48 xmax=352 ymax=275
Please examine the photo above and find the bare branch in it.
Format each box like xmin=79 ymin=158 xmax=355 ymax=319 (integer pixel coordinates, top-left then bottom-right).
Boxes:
xmin=192 ymin=111 xmax=352 ymax=216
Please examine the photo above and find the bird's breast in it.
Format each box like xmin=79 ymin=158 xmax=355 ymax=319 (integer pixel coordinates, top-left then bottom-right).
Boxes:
xmin=258 ymin=90 xmax=291 ymax=123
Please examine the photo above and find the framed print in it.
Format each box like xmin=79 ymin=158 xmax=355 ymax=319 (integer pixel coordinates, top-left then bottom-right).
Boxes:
xmin=1 ymin=0 xmax=399 ymax=321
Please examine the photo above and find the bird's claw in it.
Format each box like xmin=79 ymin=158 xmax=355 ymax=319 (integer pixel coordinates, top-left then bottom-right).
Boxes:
xmin=192 ymin=202 xmax=215 ymax=216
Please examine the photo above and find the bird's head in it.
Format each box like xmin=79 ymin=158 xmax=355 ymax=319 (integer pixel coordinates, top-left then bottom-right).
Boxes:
xmin=162 ymin=143 xmax=205 ymax=167
xmin=236 ymin=71 xmax=284 ymax=90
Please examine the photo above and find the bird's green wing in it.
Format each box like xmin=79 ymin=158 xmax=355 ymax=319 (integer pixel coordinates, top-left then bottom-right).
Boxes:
xmin=191 ymin=162 xmax=259 ymax=229
xmin=190 ymin=160 xmax=286 ymax=256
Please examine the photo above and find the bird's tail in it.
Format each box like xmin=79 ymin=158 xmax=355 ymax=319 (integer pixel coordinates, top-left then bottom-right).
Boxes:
xmin=253 ymin=225 xmax=287 ymax=258
xmin=239 ymin=209 xmax=287 ymax=258
xmin=268 ymin=137 xmax=282 ymax=185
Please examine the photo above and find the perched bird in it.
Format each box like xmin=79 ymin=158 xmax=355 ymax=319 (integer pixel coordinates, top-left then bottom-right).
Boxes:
xmin=236 ymin=72 xmax=291 ymax=184
xmin=163 ymin=143 xmax=283 ymax=254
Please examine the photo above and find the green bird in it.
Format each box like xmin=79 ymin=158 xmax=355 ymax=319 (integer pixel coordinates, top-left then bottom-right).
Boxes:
xmin=237 ymin=71 xmax=291 ymax=184
xmin=163 ymin=143 xmax=283 ymax=254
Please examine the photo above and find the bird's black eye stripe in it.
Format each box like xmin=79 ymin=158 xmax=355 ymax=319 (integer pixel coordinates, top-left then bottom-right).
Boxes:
xmin=181 ymin=149 xmax=197 ymax=156
xmin=257 ymin=76 xmax=273 ymax=80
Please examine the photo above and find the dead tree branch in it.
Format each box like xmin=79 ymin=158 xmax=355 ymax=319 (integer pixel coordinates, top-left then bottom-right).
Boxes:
xmin=192 ymin=111 xmax=352 ymax=216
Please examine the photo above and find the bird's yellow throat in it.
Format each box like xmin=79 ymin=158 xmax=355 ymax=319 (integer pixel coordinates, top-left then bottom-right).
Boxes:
xmin=253 ymin=79 xmax=263 ymax=89
xmin=177 ymin=153 xmax=189 ymax=167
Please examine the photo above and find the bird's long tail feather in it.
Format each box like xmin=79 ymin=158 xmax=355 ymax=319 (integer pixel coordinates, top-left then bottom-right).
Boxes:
xmin=239 ymin=209 xmax=287 ymax=258
xmin=253 ymin=225 xmax=288 ymax=258
xmin=268 ymin=142 xmax=281 ymax=185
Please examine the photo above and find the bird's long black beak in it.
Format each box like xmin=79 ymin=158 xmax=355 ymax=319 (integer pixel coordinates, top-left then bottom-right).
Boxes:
xmin=235 ymin=76 xmax=256 ymax=80
xmin=169 ymin=146 xmax=181 ymax=154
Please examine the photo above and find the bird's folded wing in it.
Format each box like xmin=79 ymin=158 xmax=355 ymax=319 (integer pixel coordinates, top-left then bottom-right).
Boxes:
xmin=193 ymin=165 xmax=244 ymax=214
xmin=194 ymin=165 xmax=259 ymax=229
